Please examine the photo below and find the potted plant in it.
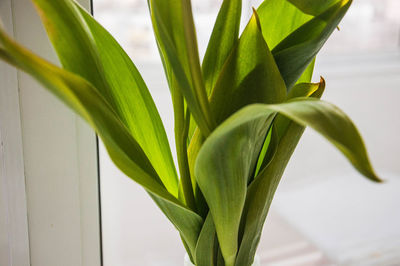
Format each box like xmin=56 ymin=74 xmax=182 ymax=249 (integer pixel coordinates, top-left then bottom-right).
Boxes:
xmin=0 ymin=0 xmax=381 ymax=265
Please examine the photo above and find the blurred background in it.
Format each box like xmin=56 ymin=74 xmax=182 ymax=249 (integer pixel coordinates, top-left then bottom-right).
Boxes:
xmin=93 ymin=0 xmax=400 ymax=265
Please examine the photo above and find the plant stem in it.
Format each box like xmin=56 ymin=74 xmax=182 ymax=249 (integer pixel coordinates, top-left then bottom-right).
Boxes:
xmin=174 ymin=89 xmax=196 ymax=210
xmin=181 ymin=0 xmax=216 ymax=135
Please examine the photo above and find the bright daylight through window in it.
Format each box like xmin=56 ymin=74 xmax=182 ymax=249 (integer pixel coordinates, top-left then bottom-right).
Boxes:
xmin=92 ymin=0 xmax=400 ymax=265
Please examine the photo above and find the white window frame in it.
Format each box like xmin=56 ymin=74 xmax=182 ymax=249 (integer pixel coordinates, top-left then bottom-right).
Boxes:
xmin=0 ymin=0 xmax=102 ymax=265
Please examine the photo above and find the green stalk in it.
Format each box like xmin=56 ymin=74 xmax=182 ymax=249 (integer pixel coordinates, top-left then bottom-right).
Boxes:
xmin=174 ymin=89 xmax=196 ymax=210
xmin=181 ymin=0 xmax=216 ymax=135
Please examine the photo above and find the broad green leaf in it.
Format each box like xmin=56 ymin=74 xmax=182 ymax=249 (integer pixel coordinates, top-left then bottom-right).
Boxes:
xmin=32 ymin=0 xmax=178 ymax=196
xmin=251 ymin=76 xmax=320 ymax=183
xmin=250 ymin=79 xmax=322 ymax=212
xmin=236 ymin=81 xmax=323 ymax=266
xmin=198 ymin=97 xmax=380 ymax=265
xmin=257 ymin=0 xmax=312 ymax=50
xmin=202 ymin=0 xmax=242 ymax=95
xmin=272 ymin=0 xmax=352 ymax=89
xmin=288 ymin=0 xmax=342 ymax=15
xmin=190 ymin=10 xmax=288 ymax=225
xmin=148 ymin=0 xmax=215 ymax=136
xmin=257 ymin=0 xmax=318 ymax=89
xmin=189 ymin=9 xmax=288 ymax=218
xmin=209 ymin=11 xmax=287 ymax=124
xmin=236 ymin=99 xmax=380 ymax=266
xmin=236 ymin=122 xmax=305 ymax=266
xmin=271 ymin=98 xmax=380 ymax=182
xmin=195 ymin=213 xmax=217 ymax=266
xmin=235 ymin=81 xmax=325 ymax=265
xmin=0 ymin=24 xmax=203 ymax=257
xmin=195 ymin=108 xmax=275 ymax=266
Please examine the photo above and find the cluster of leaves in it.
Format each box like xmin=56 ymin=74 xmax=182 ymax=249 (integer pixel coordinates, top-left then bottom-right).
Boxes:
xmin=0 ymin=0 xmax=381 ymax=265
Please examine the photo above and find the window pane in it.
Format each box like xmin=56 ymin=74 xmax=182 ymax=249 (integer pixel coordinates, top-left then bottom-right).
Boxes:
xmin=94 ymin=1 xmax=400 ymax=265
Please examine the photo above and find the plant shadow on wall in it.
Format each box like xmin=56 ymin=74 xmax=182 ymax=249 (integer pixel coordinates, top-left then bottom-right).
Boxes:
xmin=0 ymin=0 xmax=382 ymax=265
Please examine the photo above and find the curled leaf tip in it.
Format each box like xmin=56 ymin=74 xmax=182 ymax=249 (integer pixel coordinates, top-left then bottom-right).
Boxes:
xmin=341 ymin=0 xmax=353 ymax=7
xmin=319 ymin=76 xmax=326 ymax=86
xmin=369 ymin=172 xmax=384 ymax=183
xmin=250 ymin=8 xmax=262 ymax=30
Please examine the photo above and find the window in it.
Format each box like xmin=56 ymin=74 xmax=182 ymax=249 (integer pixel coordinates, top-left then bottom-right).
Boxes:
xmin=94 ymin=1 xmax=400 ymax=265
xmin=1 ymin=1 xmax=399 ymax=265
xmin=0 ymin=1 xmax=101 ymax=265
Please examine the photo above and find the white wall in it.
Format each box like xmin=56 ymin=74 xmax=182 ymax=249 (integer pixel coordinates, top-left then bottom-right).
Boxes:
xmin=0 ymin=0 xmax=102 ymax=265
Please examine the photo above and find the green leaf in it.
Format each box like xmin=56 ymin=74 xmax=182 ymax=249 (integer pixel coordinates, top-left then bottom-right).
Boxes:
xmin=197 ymin=95 xmax=379 ymax=265
xmin=236 ymin=121 xmax=305 ymax=266
xmin=190 ymin=10 xmax=288 ymax=219
xmin=296 ymin=57 xmax=316 ymax=84
xmin=257 ymin=0 xmax=312 ymax=50
xmin=150 ymin=195 xmax=203 ymax=257
xmin=173 ymin=92 xmax=196 ymax=210
xmin=195 ymin=213 xmax=217 ymax=266
xmin=188 ymin=0 xmax=242 ymax=143
xmin=148 ymin=0 xmax=215 ymax=136
xmin=0 ymin=22 xmax=203 ymax=258
xmin=235 ymin=80 xmax=325 ymax=265
xmin=202 ymin=0 xmax=242 ymax=96
xmin=253 ymin=126 xmax=278 ymax=180
xmin=272 ymin=98 xmax=380 ymax=182
xmin=288 ymin=0 xmax=342 ymax=15
xmin=254 ymin=79 xmax=323 ymax=189
xmin=272 ymin=0 xmax=352 ymax=89
xmin=287 ymin=77 xmax=325 ymax=99
xmin=32 ymin=0 xmax=179 ymax=196
xmin=235 ymin=97 xmax=380 ymax=266
xmin=209 ymin=10 xmax=287 ymax=124
xmin=195 ymin=108 xmax=275 ymax=266
xmin=187 ymin=130 xmax=209 ymax=217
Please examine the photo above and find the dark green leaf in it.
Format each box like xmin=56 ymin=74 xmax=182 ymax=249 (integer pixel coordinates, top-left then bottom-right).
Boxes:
xmin=272 ymin=0 xmax=352 ymax=88
xmin=257 ymin=0 xmax=312 ymax=50
xmin=288 ymin=0 xmax=342 ymax=15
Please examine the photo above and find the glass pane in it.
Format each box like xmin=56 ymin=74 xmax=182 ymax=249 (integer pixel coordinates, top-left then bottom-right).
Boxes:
xmin=94 ymin=1 xmax=400 ymax=265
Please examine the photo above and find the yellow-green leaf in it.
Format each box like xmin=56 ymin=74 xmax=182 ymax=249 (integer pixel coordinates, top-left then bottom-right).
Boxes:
xmin=32 ymin=0 xmax=179 ymax=196
xmin=209 ymin=10 xmax=287 ymax=124
xmin=0 ymin=24 xmax=203 ymax=258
